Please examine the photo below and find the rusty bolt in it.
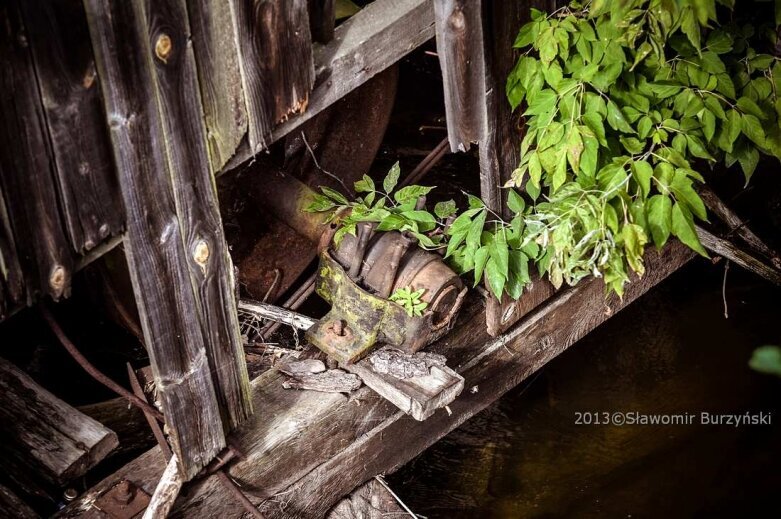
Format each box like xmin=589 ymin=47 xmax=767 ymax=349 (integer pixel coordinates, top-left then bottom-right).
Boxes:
xmin=193 ymin=239 xmax=210 ymax=267
xmin=63 ymin=488 xmax=78 ymax=502
xmin=113 ymin=480 xmax=133 ymax=505
xmin=332 ymin=319 xmax=344 ymax=336
xmin=49 ymin=265 xmax=66 ymax=294
xmin=155 ymin=34 xmax=172 ymax=63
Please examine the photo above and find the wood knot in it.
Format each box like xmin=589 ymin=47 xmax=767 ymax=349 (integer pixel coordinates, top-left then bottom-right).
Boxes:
xmin=448 ymin=8 xmax=466 ymax=32
xmin=193 ymin=239 xmax=210 ymax=268
xmin=49 ymin=265 xmax=66 ymax=294
xmin=155 ymin=34 xmax=172 ymax=63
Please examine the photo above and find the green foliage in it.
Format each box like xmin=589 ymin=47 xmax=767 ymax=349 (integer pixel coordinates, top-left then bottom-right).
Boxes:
xmin=389 ymin=286 xmax=429 ymax=317
xmin=503 ymin=0 xmax=781 ymax=296
xmin=305 ymin=162 xmax=454 ymax=249
xmin=749 ymin=345 xmax=781 ymax=377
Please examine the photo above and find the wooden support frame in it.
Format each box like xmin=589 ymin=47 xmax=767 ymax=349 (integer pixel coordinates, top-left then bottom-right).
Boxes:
xmin=61 ymin=242 xmax=694 ymax=518
xmin=84 ymin=0 xmax=250 ymax=480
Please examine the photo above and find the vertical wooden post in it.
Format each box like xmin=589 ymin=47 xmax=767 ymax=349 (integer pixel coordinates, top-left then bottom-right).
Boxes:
xmin=19 ymin=0 xmax=122 ymax=253
xmin=187 ymin=0 xmax=248 ymax=172
xmin=435 ymin=1 xmax=553 ymax=335
xmin=84 ymin=0 xmax=251 ymax=479
xmin=433 ymin=0 xmax=486 ymax=153
xmin=0 ymin=2 xmax=73 ymax=304
xmin=229 ymin=0 xmax=315 ymax=153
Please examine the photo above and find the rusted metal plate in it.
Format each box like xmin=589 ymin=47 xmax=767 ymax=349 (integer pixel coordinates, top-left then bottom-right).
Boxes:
xmin=92 ymin=480 xmax=150 ymax=519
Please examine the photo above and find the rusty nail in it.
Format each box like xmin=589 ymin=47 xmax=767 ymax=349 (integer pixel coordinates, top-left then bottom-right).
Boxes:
xmin=155 ymin=34 xmax=172 ymax=63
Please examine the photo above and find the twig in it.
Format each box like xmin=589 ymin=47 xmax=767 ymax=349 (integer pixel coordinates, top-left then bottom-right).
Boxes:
xmin=41 ymin=306 xmax=165 ymax=422
xmin=696 ymin=226 xmax=781 ymax=286
xmin=262 ymin=269 xmax=282 ymax=303
xmin=238 ymin=300 xmax=317 ymax=331
xmin=127 ymin=363 xmax=171 ymax=459
xmin=300 ymin=131 xmax=350 ymax=193
xmin=373 ymin=475 xmax=418 ymax=518
xmin=400 ymin=138 xmax=449 ymax=188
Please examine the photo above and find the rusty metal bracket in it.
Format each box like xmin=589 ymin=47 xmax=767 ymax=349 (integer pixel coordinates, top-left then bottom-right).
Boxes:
xmin=93 ymin=480 xmax=151 ymax=519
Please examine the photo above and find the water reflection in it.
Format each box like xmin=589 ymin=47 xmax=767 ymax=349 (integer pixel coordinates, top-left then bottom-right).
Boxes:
xmin=391 ymin=263 xmax=781 ymax=518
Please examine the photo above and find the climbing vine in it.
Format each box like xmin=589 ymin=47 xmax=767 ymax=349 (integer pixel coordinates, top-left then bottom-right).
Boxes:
xmin=308 ymin=0 xmax=781 ymax=302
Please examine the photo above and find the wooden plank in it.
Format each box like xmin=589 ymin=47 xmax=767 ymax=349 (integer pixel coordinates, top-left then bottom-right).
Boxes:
xmin=146 ymin=0 xmax=252 ymax=431
xmin=433 ymin=0 xmax=486 ymax=153
xmin=83 ymin=0 xmax=229 ymax=480
xmin=0 ymin=179 xmax=25 ymax=317
xmin=0 ymin=357 xmax=118 ymax=486
xmin=60 ymin=243 xmax=693 ymax=518
xmin=221 ymin=0 xmax=435 ymax=173
xmin=0 ymin=2 xmax=74 ymax=302
xmin=187 ymin=0 xmax=248 ymax=172
xmin=230 ymin=0 xmax=315 ymax=153
xmin=20 ymin=0 xmax=122 ymax=253
xmin=308 ymin=0 xmax=335 ymax=43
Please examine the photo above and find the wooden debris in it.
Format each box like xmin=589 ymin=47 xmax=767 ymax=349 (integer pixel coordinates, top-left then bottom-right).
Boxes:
xmin=78 ymin=398 xmax=156 ymax=459
xmin=276 ymin=358 xmax=327 ymax=377
xmin=346 ymin=351 xmax=464 ymax=421
xmin=142 ymin=456 xmax=183 ymax=519
xmin=368 ymin=347 xmax=446 ymax=379
xmin=696 ymin=226 xmax=781 ymax=286
xmin=282 ymin=369 xmax=362 ymax=393
xmin=238 ymin=299 xmax=318 ymax=331
xmin=327 ymin=478 xmax=411 ymax=519
xmin=0 ymin=357 xmax=118 ymax=487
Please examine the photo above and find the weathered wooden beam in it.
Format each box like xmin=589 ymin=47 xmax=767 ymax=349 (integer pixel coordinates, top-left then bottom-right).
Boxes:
xmin=238 ymin=299 xmax=318 ymax=330
xmin=0 ymin=357 xmax=118 ymax=487
xmin=0 ymin=180 xmax=24 ymax=318
xmin=20 ymin=0 xmax=122 ymax=253
xmin=433 ymin=0 xmax=486 ymax=153
xmin=61 ymin=242 xmax=693 ymax=518
xmin=83 ymin=0 xmax=240 ymax=480
xmin=187 ymin=0 xmax=248 ymax=172
xmin=230 ymin=0 xmax=315 ymax=153
xmin=0 ymin=1 xmax=74 ymax=303
xmin=142 ymin=455 xmax=184 ymax=519
xmin=222 ymin=0 xmax=435 ymax=173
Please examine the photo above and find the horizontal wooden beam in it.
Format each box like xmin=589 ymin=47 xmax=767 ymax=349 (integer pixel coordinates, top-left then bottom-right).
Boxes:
xmin=60 ymin=242 xmax=693 ymax=518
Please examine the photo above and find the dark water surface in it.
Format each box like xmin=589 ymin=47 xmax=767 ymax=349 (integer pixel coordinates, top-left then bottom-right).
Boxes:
xmin=389 ymin=263 xmax=781 ymax=518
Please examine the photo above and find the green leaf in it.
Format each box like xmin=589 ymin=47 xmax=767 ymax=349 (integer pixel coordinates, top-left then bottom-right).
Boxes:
xmin=402 ymin=210 xmax=437 ymax=231
xmin=384 ymin=162 xmax=400 ymax=193
xmin=320 ymin=186 xmax=348 ymax=205
xmin=305 ymin=194 xmax=337 ymax=213
xmin=705 ymin=29 xmax=733 ymax=54
xmin=491 ymin=230 xmax=510 ymax=279
xmin=699 ymin=108 xmax=716 ymax=142
xmin=582 ymin=113 xmax=607 ymax=146
xmin=473 ymin=246 xmax=490 ymax=286
xmin=566 ymin=128 xmax=584 ymax=173
xmin=525 ymin=89 xmax=557 ymax=116
xmin=622 ymin=223 xmax=648 ymax=275
xmin=741 ymin=114 xmax=766 ymax=148
xmin=434 ymin=200 xmax=457 ymax=219
xmin=376 ymin=213 xmax=406 ymax=231
xmin=485 ymin=257 xmax=507 ymax=300
xmin=506 ymin=189 xmax=525 ymax=213
xmin=513 ymin=21 xmax=537 ymax=48
xmin=749 ymin=346 xmax=781 ymax=377
xmin=646 ymin=195 xmax=672 ymax=249
xmin=737 ymin=97 xmax=765 ymax=120
xmin=354 ymin=175 xmax=375 ymax=193
xmin=631 ymin=160 xmax=653 ymax=198
xmin=466 ymin=209 xmax=486 ymax=250
xmin=671 ymin=202 xmax=707 ymax=256
xmin=680 ymin=8 xmax=701 ymax=52
xmin=393 ymin=185 xmax=434 ymax=204
xmin=606 ymin=100 xmax=635 ymax=133
xmin=671 ymin=174 xmax=707 ymax=221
